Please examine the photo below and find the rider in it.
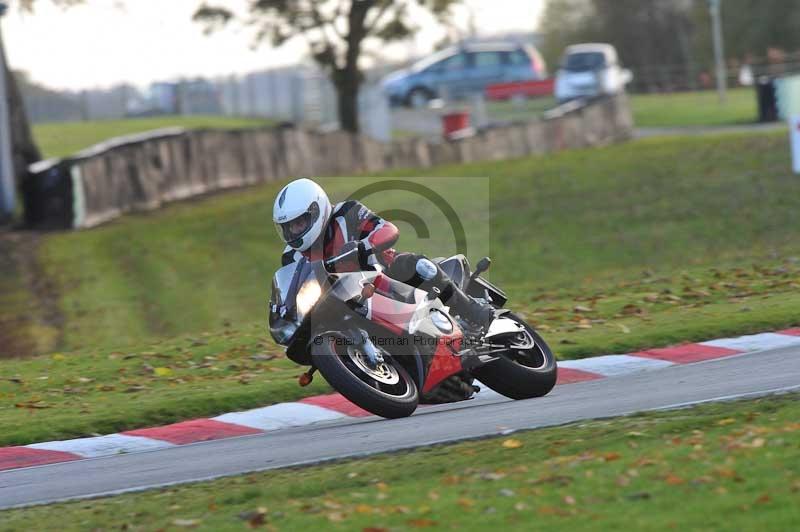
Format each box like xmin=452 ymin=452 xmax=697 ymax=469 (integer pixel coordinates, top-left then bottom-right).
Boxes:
xmin=272 ymin=178 xmax=495 ymax=330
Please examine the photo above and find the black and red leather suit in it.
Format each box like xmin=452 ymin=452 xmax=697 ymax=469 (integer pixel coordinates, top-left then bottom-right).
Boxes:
xmin=280 ymin=200 xmax=484 ymax=321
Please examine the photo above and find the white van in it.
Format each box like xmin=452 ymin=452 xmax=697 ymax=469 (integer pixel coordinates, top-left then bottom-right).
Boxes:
xmin=554 ymin=43 xmax=632 ymax=103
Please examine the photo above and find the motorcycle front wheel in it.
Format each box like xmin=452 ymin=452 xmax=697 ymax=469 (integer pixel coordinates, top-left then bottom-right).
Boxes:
xmin=311 ymin=334 xmax=419 ymax=419
xmin=471 ymin=312 xmax=558 ymax=400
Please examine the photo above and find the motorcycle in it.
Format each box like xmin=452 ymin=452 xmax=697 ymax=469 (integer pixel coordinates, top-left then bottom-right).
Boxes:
xmin=269 ymin=247 xmax=557 ymax=418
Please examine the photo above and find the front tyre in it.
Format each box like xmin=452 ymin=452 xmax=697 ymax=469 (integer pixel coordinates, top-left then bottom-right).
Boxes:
xmin=471 ymin=313 xmax=557 ymax=400
xmin=311 ymin=334 xmax=418 ymax=418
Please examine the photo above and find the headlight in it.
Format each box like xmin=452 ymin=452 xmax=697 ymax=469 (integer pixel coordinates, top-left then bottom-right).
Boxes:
xmin=296 ymin=280 xmax=322 ymax=316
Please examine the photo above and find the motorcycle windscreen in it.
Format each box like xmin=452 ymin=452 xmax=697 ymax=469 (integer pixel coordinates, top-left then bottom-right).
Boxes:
xmin=269 ymin=260 xmax=330 ymax=345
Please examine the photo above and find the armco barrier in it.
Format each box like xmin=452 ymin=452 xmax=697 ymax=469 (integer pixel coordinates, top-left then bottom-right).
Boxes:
xmin=23 ymin=95 xmax=633 ymax=229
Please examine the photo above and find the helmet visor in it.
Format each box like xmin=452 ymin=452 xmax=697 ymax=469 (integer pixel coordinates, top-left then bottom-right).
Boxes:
xmin=276 ymin=201 xmax=320 ymax=248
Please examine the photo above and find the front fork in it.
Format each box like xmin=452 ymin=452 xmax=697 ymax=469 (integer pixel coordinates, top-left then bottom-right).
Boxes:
xmin=301 ymin=327 xmax=427 ymax=391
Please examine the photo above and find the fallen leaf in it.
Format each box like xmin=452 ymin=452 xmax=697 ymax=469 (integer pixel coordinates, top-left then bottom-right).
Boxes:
xmin=537 ymin=506 xmax=568 ymax=516
xmin=457 ymin=498 xmax=474 ymax=509
xmin=717 ymin=418 xmax=736 ymax=426
xmin=326 ymin=512 xmax=346 ymax=522
xmin=237 ymin=507 xmax=268 ymax=528
xmin=172 ymin=518 xmax=201 ymax=527
xmin=407 ymin=518 xmax=437 ymax=528
xmin=665 ymin=474 xmax=685 ymax=485
xmin=563 ymin=495 xmax=576 ymax=505
xmin=502 ymin=439 xmax=523 ymax=449
xmin=714 ymin=467 xmax=738 ymax=479
xmin=603 ymin=452 xmax=621 ymax=462
xmin=52 ymin=353 xmax=66 ymax=361
xmin=154 ymin=367 xmax=173 ymax=377
xmin=15 ymin=401 xmax=51 ymax=409
xmin=621 ymin=304 xmax=643 ymax=315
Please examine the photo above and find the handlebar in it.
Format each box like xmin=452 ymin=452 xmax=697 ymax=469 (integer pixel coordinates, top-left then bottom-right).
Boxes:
xmin=323 ymin=244 xmax=375 ymax=271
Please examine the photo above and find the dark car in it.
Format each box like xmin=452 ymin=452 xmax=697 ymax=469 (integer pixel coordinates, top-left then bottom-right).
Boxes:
xmin=381 ymin=42 xmax=547 ymax=107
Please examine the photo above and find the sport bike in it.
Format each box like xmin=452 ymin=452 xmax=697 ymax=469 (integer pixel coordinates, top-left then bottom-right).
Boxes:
xmin=269 ymin=248 xmax=557 ymax=418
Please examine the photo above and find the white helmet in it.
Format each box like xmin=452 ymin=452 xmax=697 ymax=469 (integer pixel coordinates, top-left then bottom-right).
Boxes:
xmin=273 ymin=178 xmax=332 ymax=252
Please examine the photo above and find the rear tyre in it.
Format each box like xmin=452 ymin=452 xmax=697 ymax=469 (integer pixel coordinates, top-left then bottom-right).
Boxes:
xmin=471 ymin=313 xmax=557 ymax=400
xmin=312 ymin=334 xmax=418 ymax=418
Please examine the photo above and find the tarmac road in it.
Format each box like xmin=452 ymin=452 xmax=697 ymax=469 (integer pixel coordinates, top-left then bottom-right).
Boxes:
xmin=1 ymin=346 xmax=798 ymax=510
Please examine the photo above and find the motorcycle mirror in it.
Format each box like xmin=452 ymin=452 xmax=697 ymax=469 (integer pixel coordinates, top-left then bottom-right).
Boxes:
xmin=474 ymin=257 xmax=491 ymax=275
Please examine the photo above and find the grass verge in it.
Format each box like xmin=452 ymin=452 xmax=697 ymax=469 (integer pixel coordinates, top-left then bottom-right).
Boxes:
xmin=3 ymin=393 xmax=799 ymax=530
xmin=0 ymin=323 xmax=330 ymax=447
xmin=30 ymin=131 xmax=800 ymax=354
xmin=484 ymin=89 xmax=757 ymax=128
xmin=32 ymin=115 xmax=274 ymax=159
xmin=631 ymin=88 xmax=756 ymax=128
xmin=1 ymin=131 xmax=798 ymax=445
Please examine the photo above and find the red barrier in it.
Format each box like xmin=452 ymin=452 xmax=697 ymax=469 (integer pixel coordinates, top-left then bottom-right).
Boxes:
xmin=485 ymin=79 xmax=555 ymax=100
xmin=442 ymin=111 xmax=471 ymax=138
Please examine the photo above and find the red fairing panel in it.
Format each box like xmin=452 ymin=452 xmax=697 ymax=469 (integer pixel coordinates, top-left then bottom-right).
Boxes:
xmin=422 ymin=332 xmax=464 ymax=392
xmin=369 ymin=292 xmax=417 ymax=336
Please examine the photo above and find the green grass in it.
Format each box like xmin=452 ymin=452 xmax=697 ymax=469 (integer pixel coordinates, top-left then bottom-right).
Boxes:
xmin=484 ymin=89 xmax=757 ymax=127
xmin=1 ymin=131 xmax=798 ymax=446
xmin=35 ymin=131 xmax=800 ymax=354
xmin=631 ymin=88 xmax=757 ymax=128
xmin=486 ymin=96 xmax=558 ymax=122
xmin=32 ymin=115 xmax=274 ymax=159
xmin=4 ymin=393 xmax=799 ymax=531
xmin=0 ymin=323 xmax=332 ymax=447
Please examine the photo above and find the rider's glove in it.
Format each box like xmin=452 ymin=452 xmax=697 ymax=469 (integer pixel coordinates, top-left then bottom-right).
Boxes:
xmin=339 ymin=240 xmax=371 ymax=269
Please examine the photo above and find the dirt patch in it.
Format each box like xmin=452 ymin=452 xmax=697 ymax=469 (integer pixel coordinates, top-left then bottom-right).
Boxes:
xmin=0 ymin=230 xmax=63 ymax=358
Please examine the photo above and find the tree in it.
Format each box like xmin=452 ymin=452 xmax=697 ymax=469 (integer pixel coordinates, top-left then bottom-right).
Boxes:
xmin=194 ymin=0 xmax=460 ymax=133
xmin=539 ymin=0 xmax=800 ymax=90
xmin=540 ymin=0 xmax=695 ymax=90
xmin=3 ymin=0 xmax=86 ymax=201
xmin=2 ymin=9 xmax=42 ymax=192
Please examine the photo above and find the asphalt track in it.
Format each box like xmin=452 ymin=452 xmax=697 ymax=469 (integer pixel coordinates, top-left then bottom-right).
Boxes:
xmin=1 ymin=345 xmax=798 ymax=510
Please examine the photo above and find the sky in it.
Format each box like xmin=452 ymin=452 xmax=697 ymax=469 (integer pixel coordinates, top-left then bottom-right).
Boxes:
xmin=2 ymin=0 xmax=545 ymax=91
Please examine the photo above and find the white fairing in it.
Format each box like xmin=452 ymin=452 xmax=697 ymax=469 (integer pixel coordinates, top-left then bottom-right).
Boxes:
xmin=485 ymin=317 xmax=525 ymax=339
xmin=273 ymin=178 xmax=332 ymax=251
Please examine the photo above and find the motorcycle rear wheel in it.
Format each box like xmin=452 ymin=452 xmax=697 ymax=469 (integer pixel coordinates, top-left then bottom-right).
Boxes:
xmin=471 ymin=313 xmax=557 ymax=400
xmin=311 ymin=334 xmax=419 ymax=418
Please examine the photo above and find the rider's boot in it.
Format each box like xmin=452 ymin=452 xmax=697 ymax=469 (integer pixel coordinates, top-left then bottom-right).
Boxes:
xmin=439 ymin=281 xmax=495 ymax=332
xmin=388 ymin=254 xmax=496 ymax=332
